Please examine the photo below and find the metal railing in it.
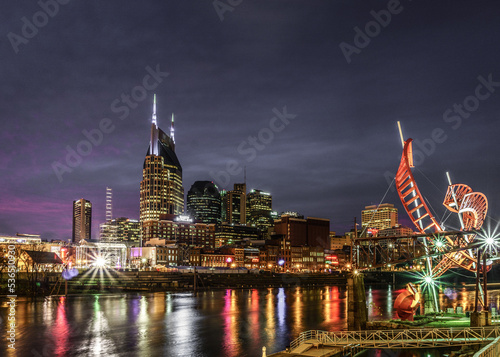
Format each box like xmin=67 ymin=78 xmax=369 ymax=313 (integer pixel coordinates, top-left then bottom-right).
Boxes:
xmin=290 ymin=327 xmax=500 ymax=352
xmin=474 ymin=335 xmax=500 ymax=357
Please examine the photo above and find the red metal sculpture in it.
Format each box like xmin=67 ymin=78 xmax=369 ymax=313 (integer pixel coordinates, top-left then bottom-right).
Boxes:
xmin=394 ymin=283 xmax=420 ymax=321
xmin=395 ymin=138 xmax=488 ymax=278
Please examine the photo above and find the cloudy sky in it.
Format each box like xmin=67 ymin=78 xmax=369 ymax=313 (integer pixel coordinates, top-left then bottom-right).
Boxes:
xmin=1 ymin=0 xmax=499 ymax=241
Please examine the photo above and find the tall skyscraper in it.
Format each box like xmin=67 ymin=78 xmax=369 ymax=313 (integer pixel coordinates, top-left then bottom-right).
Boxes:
xmin=222 ymin=183 xmax=246 ymax=225
xmin=140 ymin=95 xmax=184 ymax=242
xmin=361 ymin=203 xmax=398 ymax=231
xmin=72 ymin=198 xmax=92 ymax=243
xmin=246 ymin=189 xmax=273 ymax=235
xmin=186 ymin=181 xmax=221 ymax=224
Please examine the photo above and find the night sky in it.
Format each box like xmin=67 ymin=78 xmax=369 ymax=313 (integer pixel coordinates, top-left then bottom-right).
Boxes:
xmin=1 ymin=0 xmax=499 ymax=241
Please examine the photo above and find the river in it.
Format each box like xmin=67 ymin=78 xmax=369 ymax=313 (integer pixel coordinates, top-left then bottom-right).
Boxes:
xmin=1 ymin=284 xmax=499 ymax=357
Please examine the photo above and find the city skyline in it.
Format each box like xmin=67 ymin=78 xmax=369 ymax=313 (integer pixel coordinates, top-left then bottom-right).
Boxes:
xmin=1 ymin=1 xmax=500 ymax=241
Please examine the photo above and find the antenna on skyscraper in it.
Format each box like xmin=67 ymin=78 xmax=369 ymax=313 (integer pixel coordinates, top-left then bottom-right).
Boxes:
xmin=152 ymin=94 xmax=157 ymax=127
xmin=244 ymin=166 xmax=246 ymax=185
xmin=150 ymin=94 xmax=159 ymax=155
xmin=170 ymin=113 xmax=175 ymax=144
xmin=106 ymin=187 xmax=112 ymax=222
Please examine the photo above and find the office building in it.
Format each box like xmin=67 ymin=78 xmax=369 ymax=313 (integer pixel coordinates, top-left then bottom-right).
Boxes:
xmin=246 ymin=189 xmax=274 ymax=236
xmin=361 ymin=203 xmax=398 ymax=231
xmin=140 ymin=95 xmax=184 ymax=242
xmin=151 ymin=214 xmax=216 ymax=249
xmin=99 ymin=217 xmax=141 ymax=246
xmin=222 ymin=183 xmax=246 ymax=225
xmin=72 ymin=198 xmax=92 ymax=243
xmin=215 ymin=223 xmax=260 ymax=247
xmin=186 ymin=181 xmax=221 ymax=224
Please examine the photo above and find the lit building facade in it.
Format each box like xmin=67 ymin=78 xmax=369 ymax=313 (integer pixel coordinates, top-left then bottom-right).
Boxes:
xmin=76 ymin=241 xmax=127 ymax=268
xmin=186 ymin=181 xmax=221 ymax=224
xmin=215 ymin=223 xmax=260 ymax=247
xmin=140 ymin=95 xmax=184 ymax=242
xmin=361 ymin=203 xmax=398 ymax=231
xmin=377 ymin=224 xmax=413 ymax=237
xmin=72 ymin=198 xmax=92 ymax=243
xmin=222 ymin=183 xmax=246 ymax=225
xmin=99 ymin=217 xmax=141 ymax=246
xmin=246 ymin=189 xmax=274 ymax=237
xmin=150 ymin=214 xmax=216 ymax=249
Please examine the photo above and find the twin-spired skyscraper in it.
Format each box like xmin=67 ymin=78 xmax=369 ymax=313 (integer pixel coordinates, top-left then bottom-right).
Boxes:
xmin=140 ymin=95 xmax=184 ymax=241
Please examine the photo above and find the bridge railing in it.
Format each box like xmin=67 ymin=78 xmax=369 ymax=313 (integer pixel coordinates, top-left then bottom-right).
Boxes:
xmin=474 ymin=335 xmax=500 ymax=357
xmin=290 ymin=326 xmax=500 ymax=351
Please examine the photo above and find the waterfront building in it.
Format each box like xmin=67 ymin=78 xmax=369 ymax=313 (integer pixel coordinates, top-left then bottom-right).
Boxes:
xmin=220 ymin=246 xmax=245 ymax=267
xmin=186 ymin=181 xmax=221 ymax=224
xmin=140 ymin=95 xmax=184 ymax=243
xmin=199 ymin=249 xmax=235 ymax=267
xmin=243 ymin=247 xmax=260 ymax=269
xmin=130 ymin=246 xmax=157 ymax=268
xmin=361 ymin=203 xmax=398 ymax=231
xmin=155 ymin=244 xmax=179 ymax=267
xmin=300 ymin=246 xmax=325 ymax=272
xmin=290 ymin=246 xmax=325 ymax=272
xmin=246 ymin=189 xmax=274 ymax=237
xmin=75 ymin=241 xmax=127 ymax=268
xmin=99 ymin=217 xmax=141 ymax=246
xmin=258 ymin=244 xmax=279 ymax=270
xmin=222 ymin=183 xmax=246 ymax=224
xmin=72 ymin=198 xmax=92 ymax=243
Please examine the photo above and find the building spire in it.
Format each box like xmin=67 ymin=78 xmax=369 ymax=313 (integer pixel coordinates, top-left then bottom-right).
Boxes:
xmin=150 ymin=94 xmax=159 ymax=155
xmin=152 ymin=93 xmax=157 ymax=127
xmin=170 ymin=113 xmax=175 ymax=144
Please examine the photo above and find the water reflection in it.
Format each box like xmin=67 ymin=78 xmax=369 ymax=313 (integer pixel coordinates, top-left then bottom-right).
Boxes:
xmin=2 ymin=285 xmax=496 ymax=357
xmin=222 ymin=289 xmax=241 ymax=356
xmin=52 ymin=297 xmax=70 ymax=356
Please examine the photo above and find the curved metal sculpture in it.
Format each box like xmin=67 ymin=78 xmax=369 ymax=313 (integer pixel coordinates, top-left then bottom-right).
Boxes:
xmin=396 ymin=139 xmax=441 ymax=234
xmin=395 ymin=139 xmax=488 ymax=278
xmin=394 ymin=283 xmax=420 ymax=321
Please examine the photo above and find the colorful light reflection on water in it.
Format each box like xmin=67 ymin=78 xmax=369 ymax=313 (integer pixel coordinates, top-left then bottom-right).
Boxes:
xmin=1 ymin=285 xmax=496 ymax=356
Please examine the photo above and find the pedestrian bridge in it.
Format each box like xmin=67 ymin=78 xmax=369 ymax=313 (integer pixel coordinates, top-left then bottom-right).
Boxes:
xmin=290 ymin=327 xmax=500 ymax=353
